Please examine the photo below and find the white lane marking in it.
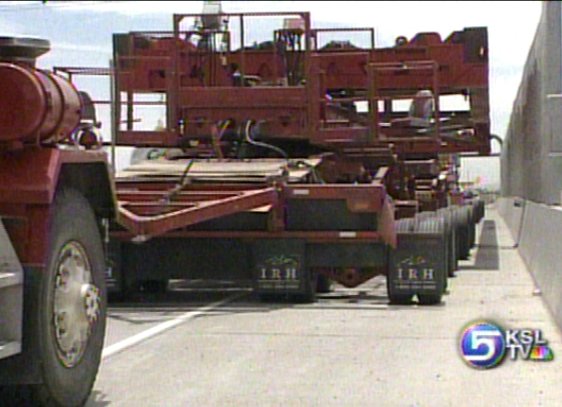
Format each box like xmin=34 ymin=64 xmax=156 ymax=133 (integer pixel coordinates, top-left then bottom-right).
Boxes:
xmin=102 ymin=292 xmax=246 ymax=359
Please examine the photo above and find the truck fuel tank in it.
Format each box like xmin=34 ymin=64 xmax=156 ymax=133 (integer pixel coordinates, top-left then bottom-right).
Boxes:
xmin=0 ymin=37 xmax=81 ymax=146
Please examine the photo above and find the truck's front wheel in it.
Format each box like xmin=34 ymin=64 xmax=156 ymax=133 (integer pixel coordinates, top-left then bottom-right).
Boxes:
xmin=31 ymin=189 xmax=106 ymax=406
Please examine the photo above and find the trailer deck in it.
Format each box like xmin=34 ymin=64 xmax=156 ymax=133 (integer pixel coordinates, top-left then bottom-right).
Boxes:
xmin=113 ymin=158 xmax=393 ymax=243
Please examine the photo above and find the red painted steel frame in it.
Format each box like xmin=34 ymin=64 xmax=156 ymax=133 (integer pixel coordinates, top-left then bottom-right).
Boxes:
xmin=51 ymin=10 xmax=491 ymax=241
xmin=96 ymin=11 xmax=490 ymax=155
xmin=0 ymin=148 xmax=110 ymax=265
xmin=54 ymin=10 xmax=489 ymax=155
xmin=112 ymin=178 xmax=396 ymax=247
xmin=117 ymin=184 xmax=279 ymax=238
xmin=0 ymin=148 xmax=108 ymax=204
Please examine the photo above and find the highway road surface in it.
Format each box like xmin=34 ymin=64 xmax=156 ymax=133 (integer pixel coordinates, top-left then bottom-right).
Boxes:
xmin=88 ymin=206 xmax=562 ymax=407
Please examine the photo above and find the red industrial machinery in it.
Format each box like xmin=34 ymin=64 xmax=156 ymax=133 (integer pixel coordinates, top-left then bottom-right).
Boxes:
xmin=52 ymin=10 xmax=488 ymax=306
xmin=0 ymin=38 xmax=113 ymax=406
xmin=0 ymin=9 xmax=488 ymax=405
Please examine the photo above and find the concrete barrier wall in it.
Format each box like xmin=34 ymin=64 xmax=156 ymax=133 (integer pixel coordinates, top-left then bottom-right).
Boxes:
xmin=518 ymin=202 xmax=562 ymax=330
xmin=497 ymin=197 xmax=524 ymax=243
xmin=498 ymin=197 xmax=562 ymax=330
xmin=501 ymin=1 xmax=562 ymax=205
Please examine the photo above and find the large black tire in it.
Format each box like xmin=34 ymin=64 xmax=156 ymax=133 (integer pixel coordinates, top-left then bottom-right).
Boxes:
xmin=479 ymin=200 xmax=486 ymax=221
xmin=473 ymin=199 xmax=485 ymax=223
xmin=394 ymin=217 xmax=416 ymax=234
xmin=451 ymin=207 xmax=462 ymax=261
xmin=387 ymin=218 xmax=414 ymax=305
xmin=424 ymin=210 xmax=455 ymax=279
xmin=467 ymin=206 xmax=476 ymax=249
xmin=415 ymin=215 xmax=446 ymax=305
xmin=316 ymin=274 xmax=333 ymax=294
xmin=28 ymin=189 xmax=107 ymax=406
xmin=386 ymin=276 xmax=413 ymax=305
xmin=261 ymin=271 xmax=317 ymax=304
xmin=437 ymin=208 xmax=458 ymax=277
xmin=453 ymin=206 xmax=471 ymax=260
xmin=292 ymin=270 xmax=317 ymax=304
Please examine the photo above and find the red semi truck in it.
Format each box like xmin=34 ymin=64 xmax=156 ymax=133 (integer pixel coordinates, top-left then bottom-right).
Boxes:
xmin=0 ymin=38 xmax=113 ymax=406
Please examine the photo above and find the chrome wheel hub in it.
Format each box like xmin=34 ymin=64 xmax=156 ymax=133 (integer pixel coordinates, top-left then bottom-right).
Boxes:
xmin=53 ymin=242 xmax=100 ymax=368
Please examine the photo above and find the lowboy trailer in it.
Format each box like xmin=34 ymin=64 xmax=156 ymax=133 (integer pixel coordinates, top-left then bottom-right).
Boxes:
xmin=0 ymin=9 xmax=488 ymax=405
xmin=53 ymin=10 xmax=488 ymax=306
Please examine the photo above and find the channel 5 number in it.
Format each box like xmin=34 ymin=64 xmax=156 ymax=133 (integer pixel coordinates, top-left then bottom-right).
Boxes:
xmin=460 ymin=322 xmax=506 ymax=369
xmin=466 ymin=330 xmax=502 ymax=361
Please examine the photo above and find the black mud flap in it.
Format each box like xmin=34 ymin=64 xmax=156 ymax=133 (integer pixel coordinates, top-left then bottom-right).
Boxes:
xmin=388 ymin=232 xmax=446 ymax=304
xmin=252 ymin=239 xmax=311 ymax=297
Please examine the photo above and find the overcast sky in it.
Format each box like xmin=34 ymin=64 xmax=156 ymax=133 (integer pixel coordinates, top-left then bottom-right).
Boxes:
xmin=0 ymin=1 xmax=544 ymax=187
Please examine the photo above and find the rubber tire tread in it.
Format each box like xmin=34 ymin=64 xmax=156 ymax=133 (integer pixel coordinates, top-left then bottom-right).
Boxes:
xmin=415 ymin=215 xmax=446 ymax=305
xmin=316 ymin=274 xmax=333 ymax=294
xmin=454 ymin=207 xmax=471 ymax=260
xmin=28 ymin=189 xmax=106 ymax=407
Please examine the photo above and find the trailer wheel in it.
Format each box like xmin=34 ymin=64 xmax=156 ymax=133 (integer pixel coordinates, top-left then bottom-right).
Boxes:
xmin=415 ymin=216 xmax=446 ymax=305
xmin=437 ymin=208 xmax=457 ymax=277
xmin=472 ymin=199 xmax=484 ymax=224
xmin=387 ymin=218 xmax=414 ymax=305
xmin=292 ymin=271 xmax=317 ymax=303
xmin=478 ymin=200 xmax=486 ymax=222
xmin=449 ymin=227 xmax=458 ymax=276
xmin=453 ymin=207 xmax=471 ymax=260
xmin=29 ymin=189 xmax=106 ymax=406
xmin=461 ymin=206 xmax=473 ymax=257
xmin=467 ymin=206 xmax=476 ymax=249
xmin=316 ymin=273 xmax=333 ymax=294
xmin=386 ymin=276 xmax=413 ymax=305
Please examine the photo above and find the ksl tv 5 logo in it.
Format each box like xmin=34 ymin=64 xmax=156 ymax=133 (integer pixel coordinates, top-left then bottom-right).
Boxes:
xmin=459 ymin=321 xmax=555 ymax=369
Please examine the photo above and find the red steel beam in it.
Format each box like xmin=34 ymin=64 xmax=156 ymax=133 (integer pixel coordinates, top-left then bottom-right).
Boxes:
xmin=117 ymin=186 xmax=279 ymax=238
xmin=111 ymin=229 xmax=386 ymax=243
xmin=287 ymin=184 xmax=387 ymax=212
